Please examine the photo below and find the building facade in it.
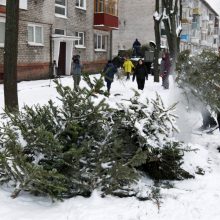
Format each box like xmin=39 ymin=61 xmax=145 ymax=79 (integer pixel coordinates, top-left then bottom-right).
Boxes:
xmin=0 ymin=0 xmax=53 ymax=81
xmin=0 ymin=0 xmax=119 ymax=81
xmin=179 ymin=0 xmax=219 ymax=52
xmin=112 ymin=0 xmax=155 ymax=56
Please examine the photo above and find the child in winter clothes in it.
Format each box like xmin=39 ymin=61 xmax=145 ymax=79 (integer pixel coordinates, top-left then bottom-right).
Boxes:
xmin=123 ymin=57 xmax=134 ymax=80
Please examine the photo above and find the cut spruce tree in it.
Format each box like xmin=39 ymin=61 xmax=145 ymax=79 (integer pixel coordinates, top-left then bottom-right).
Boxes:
xmin=0 ymin=76 xmax=193 ymax=200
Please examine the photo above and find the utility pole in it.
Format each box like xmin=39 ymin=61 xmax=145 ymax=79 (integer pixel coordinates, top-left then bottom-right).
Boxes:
xmin=4 ymin=0 xmax=19 ymax=112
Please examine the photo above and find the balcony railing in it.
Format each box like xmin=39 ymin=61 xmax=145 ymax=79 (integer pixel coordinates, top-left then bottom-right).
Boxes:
xmin=192 ymin=8 xmax=201 ymax=15
xmin=192 ymin=22 xmax=200 ymax=30
xmin=214 ymin=28 xmax=219 ymax=35
xmin=202 ymin=15 xmax=209 ymax=21
xmin=200 ymin=40 xmax=207 ymax=46
xmin=181 ymin=18 xmax=192 ymax=24
xmin=94 ymin=0 xmax=119 ymax=30
xmin=190 ymin=37 xmax=200 ymax=44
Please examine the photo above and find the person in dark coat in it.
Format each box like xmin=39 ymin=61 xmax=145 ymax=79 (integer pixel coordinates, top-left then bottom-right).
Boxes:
xmin=132 ymin=39 xmax=141 ymax=57
xmin=160 ymin=52 xmax=171 ymax=89
xmin=132 ymin=59 xmax=148 ymax=90
xmin=103 ymin=60 xmax=117 ymax=94
xmin=217 ymin=112 xmax=220 ymax=131
xmin=71 ymin=57 xmax=82 ymax=91
xmin=199 ymin=107 xmax=217 ymax=130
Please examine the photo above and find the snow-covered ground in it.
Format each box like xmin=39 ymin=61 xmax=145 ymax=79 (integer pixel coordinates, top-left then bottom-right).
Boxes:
xmin=0 ymin=75 xmax=220 ymax=220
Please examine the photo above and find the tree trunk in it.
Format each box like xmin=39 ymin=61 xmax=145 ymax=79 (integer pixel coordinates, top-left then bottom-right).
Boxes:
xmin=162 ymin=0 xmax=182 ymax=68
xmin=177 ymin=0 xmax=183 ymax=53
xmin=153 ymin=0 xmax=161 ymax=82
xmin=4 ymin=0 xmax=19 ymax=112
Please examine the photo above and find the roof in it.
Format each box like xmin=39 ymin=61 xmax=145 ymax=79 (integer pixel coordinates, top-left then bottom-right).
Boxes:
xmin=200 ymin=0 xmax=219 ymax=16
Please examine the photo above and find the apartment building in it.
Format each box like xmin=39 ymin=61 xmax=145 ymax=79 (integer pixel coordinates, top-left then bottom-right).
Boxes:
xmin=180 ymin=0 xmax=219 ymax=52
xmin=0 ymin=0 xmax=119 ymax=81
xmin=112 ymin=0 xmax=155 ymax=56
xmin=0 ymin=0 xmax=54 ymax=81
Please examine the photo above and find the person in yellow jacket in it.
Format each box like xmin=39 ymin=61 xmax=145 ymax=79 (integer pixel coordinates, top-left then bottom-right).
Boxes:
xmin=123 ymin=57 xmax=134 ymax=80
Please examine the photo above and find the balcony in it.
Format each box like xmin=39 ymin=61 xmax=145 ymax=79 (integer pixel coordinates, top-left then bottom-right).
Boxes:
xmin=190 ymin=37 xmax=200 ymax=45
xmin=213 ymin=28 xmax=219 ymax=37
xmin=180 ymin=34 xmax=189 ymax=42
xmin=202 ymin=15 xmax=209 ymax=21
xmin=94 ymin=0 xmax=119 ymax=31
xmin=0 ymin=5 xmax=5 ymax=13
xmin=181 ymin=18 xmax=192 ymax=24
xmin=201 ymin=27 xmax=208 ymax=33
xmin=94 ymin=13 xmax=118 ymax=31
xmin=200 ymin=40 xmax=208 ymax=46
xmin=192 ymin=22 xmax=200 ymax=30
xmin=192 ymin=8 xmax=201 ymax=15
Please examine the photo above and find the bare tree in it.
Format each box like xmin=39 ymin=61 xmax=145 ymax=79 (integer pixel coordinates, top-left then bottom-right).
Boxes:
xmin=162 ymin=0 xmax=182 ymax=61
xmin=4 ymin=0 xmax=19 ymax=112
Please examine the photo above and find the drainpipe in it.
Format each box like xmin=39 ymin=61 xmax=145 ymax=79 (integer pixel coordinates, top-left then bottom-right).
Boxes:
xmin=110 ymin=29 xmax=113 ymax=60
xmin=49 ymin=25 xmax=53 ymax=78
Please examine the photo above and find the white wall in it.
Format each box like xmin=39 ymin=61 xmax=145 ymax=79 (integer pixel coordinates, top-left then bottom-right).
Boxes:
xmin=112 ymin=0 xmax=155 ymax=56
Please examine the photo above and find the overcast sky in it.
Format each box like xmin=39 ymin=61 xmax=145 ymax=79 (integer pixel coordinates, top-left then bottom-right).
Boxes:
xmin=206 ymin=0 xmax=220 ymax=15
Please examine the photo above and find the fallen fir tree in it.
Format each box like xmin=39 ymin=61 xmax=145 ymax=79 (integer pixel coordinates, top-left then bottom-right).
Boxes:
xmin=0 ymin=76 xmax=193 ymax=200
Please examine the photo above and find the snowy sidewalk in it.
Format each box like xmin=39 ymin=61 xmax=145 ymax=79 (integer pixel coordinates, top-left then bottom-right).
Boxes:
xmin=0 ymin=75 xmax=220 ymax=220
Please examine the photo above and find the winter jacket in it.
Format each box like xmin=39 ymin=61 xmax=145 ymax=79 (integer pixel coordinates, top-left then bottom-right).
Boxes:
xmin=133 ymin=39 xmax=141 ymax=48
xmin=71 ymin=62 xmax=82 ymax=75
xmin=133 ymin=63 xmax=148 ymax=80
xmin=160 ymin=53 xmax=171 ymax=76
xmin=123 ymin=60 xmax=134 ymax=73
xmin=104 ymin=63 xmax=117 ymax=83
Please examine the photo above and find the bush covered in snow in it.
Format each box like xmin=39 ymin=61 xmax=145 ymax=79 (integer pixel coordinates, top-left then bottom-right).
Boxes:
xmin=0 ymin=76 xmax=193 ymax=200
xmin=176 ymin=49 xmax=220 ymax=112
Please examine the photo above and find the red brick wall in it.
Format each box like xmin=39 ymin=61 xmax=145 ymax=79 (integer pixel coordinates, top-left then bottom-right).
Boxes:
xmin=0 ymin=62 xmax=50 ymax=82
xmin=82 ymin=60 xmax=107 ymax=73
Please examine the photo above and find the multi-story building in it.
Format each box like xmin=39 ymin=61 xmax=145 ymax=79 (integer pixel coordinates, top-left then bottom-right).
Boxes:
xmin=0 ymin=0 xmax=119 ymax=81
xmin=112 ymin=0 xmax=155 ymax=56
xmin=0 ymin=0 xmax=54 ymax=81
xmin=180 ymin=0 xmax=219 ymax=52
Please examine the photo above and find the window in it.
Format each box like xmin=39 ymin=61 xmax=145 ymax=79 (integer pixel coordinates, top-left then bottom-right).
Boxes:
xmin=75 ymin=32 xmax=85 ymax=47
xmin=55 ymin=0 xmax=67 ymax=17
xmin=28 ymin=24 xmax=43 ymax=46
xmin=94 ymin=34 xmax=107 ymax=50
xmin=76 ymin=0 xmax=86 ymax=10
xmin=0 ymin=0 xmax=27 ymax=10
xmin=0 ymin=17 xmax=5 ymax=47
xmin=55 ymin=29 xmax=65 ymax=35
xmin=209 ymin=13 xmax=214 ymax=21
xmin=201 ymin=33 xmax=207 ymax=41
xmin=95 ymin=0 xmax=118 ymax=16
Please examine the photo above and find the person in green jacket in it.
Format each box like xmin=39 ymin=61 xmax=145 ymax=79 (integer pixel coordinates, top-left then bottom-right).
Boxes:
xmin=123 ymin=57 xmax=134 ymax=80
